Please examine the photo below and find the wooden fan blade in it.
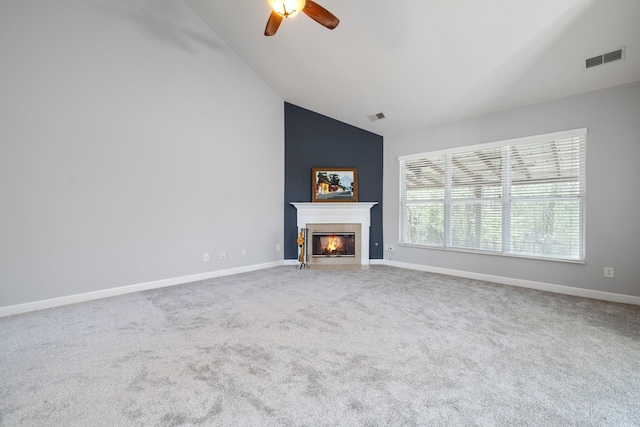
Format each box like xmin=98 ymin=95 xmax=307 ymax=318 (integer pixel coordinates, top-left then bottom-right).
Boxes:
xmin=302 ymin=0 xmax=339 ymax=30
xmin=264 ymin=10 xmax=283 ymax=36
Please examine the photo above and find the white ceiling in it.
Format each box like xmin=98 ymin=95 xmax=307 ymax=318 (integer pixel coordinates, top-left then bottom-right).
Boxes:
xmin=186 ymin=0 xmax=640 ymax=136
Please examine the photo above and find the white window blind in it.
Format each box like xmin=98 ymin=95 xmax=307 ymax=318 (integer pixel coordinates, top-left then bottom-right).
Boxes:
xmin=399 ymin=129 xmax=586 ymax=261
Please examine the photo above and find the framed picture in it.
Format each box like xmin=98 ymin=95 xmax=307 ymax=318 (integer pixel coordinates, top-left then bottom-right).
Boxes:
xmin=312 ymin=167 xmax=358 ymax=202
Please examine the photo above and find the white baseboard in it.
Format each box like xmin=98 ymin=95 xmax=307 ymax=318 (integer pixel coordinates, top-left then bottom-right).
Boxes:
xmin=3 ymin=259 xmax=638 ymax=318
xmin=0 ymin=261 xmax=285 ymax=318
xmin=384 ymin=260 xmax=640 ymax=306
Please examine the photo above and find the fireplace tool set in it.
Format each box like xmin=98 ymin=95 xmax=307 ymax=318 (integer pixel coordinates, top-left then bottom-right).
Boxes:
xmin=297 ymin=228 xmax=309 ymax=269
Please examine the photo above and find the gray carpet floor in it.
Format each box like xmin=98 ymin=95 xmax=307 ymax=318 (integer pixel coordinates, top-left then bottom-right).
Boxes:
xmin=1 ymin=266 xmax=639 ymax=426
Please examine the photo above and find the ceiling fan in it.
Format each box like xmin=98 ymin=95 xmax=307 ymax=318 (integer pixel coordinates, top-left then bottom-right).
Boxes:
xmin=264 ymin=0 xmax=339 ymax=36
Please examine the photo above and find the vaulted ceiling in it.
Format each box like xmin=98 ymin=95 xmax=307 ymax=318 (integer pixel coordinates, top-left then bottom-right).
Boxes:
xmin=186 ymin=0 xmax=640 ymax=136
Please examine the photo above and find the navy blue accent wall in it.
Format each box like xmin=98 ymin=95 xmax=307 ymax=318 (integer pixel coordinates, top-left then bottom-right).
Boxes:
xmin=284 ymin=102 xmax=383 ymax=260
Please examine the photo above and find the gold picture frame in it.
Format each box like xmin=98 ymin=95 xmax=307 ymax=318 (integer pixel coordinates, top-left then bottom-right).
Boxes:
xmin=312 ymin=167 xmax=358 ymax=202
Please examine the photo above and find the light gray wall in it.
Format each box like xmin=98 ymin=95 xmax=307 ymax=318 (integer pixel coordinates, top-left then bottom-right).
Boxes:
xmin=0 ymin=0 xmax=284 ymax=307
xmin=384 ymin=82 xmax=640 ymax=297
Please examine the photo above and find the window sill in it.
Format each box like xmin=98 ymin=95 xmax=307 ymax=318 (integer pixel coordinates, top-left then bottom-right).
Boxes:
xmin=398 ymin=243 xmax=586 ymax=264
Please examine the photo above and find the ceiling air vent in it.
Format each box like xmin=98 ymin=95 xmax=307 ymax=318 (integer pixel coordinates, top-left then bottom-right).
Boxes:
xmin=368 ymin=112 xmax=386 ymax=122
xmin=586 ymin=47 xmax=625 ymax=69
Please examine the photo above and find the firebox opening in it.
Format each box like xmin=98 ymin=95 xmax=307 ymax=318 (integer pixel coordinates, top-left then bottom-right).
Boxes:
xmin=312 ymin=232 xmax=356 ymax=257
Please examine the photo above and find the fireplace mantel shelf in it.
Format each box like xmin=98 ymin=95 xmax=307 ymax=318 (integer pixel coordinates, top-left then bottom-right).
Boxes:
xmin=291 ymin=202 xmax=378 ymax=215
xmin=291 ymin=202 xmax=378 ymax=265
xmin=290 ymin=202 xmax=377 ymax=210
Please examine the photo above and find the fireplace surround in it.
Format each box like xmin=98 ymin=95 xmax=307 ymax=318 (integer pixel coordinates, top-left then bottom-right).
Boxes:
xmin=291 ymin=202 xmax=377 ymax=266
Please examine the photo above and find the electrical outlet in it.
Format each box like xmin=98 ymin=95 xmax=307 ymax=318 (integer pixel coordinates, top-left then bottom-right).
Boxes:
xmin=241 ymin=248 xmax=246 ymax=256
xmin=276 ymin=244 xmax=281 ymax=251
xmin=604 ymin=267 xmax=614 ymax=278
xmin=203 ymin=253 xmax=210 ymax=262
xmin=384 ymin=244 xmax=389 ymax=251
xmin=220 ymin=252 xmax=226 ymax=259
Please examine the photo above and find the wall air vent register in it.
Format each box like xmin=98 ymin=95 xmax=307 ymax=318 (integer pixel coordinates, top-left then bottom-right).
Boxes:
xmin=586 ymin=47 xmax=625 ymax=69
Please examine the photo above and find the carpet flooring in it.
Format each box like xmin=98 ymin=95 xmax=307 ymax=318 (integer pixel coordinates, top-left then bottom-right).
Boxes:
xmin=1 ymin=266 xmax=639 ymax=426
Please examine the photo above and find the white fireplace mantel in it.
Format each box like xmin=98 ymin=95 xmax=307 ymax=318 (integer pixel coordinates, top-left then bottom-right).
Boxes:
xmin=291 ymin=202 xmax=378 ymax=265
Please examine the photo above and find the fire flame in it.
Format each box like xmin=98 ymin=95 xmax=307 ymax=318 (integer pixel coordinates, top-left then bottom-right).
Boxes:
xmin=326 ymin=235 xmax=342 ymax=253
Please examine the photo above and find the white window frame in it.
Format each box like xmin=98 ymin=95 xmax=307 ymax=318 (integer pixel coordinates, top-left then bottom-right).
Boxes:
xmin=399 ymin=128 xmax=586 ymax=263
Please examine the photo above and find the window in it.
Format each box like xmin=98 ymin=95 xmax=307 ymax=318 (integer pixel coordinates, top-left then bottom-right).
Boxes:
xmin=399 ymin=129 xmax=586 ymax=262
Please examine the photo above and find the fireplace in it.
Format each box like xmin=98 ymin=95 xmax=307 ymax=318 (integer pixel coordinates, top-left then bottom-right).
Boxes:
xmin=312 ymin=233 xmax=356 ymax=258
xmin=291 ymin=202 xmax=377 ymax=266
xmin=305 ymin=223 xmax=360 ymax=265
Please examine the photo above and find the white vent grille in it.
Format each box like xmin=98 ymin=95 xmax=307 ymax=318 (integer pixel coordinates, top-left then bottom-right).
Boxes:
xmin=586 ymin=47 xmax=625 ymax=69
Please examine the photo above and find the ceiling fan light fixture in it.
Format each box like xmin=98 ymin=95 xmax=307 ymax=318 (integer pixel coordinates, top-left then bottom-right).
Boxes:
xmin=268 ymin=0 xmax=306 ymax=18
xmin=264 ymin=0 xmax=338 ymax=36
